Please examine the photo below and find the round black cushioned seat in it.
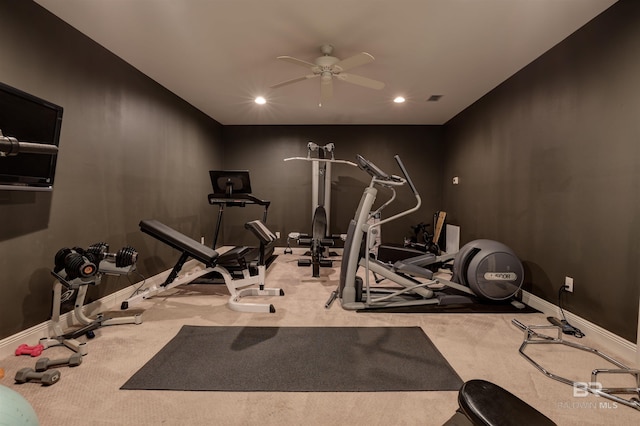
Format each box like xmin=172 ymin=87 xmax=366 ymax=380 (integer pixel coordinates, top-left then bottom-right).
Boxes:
xmin=458 ymin=380 xmax=556 ymax=426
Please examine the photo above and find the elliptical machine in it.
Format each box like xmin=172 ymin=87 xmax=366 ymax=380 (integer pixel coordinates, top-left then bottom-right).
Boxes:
xmin=326 ymin=154 xmax=525 ymax=311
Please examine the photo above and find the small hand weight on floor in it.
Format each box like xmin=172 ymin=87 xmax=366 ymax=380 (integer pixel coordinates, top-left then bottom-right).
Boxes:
xmin=35 ymin=353 xmax=83 ymax=372
xmin=14 ymin=368 xmax=61 ymax=386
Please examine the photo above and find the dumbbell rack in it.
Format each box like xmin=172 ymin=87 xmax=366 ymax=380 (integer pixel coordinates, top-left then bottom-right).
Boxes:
xmin=40 ymin=261 xmax=142 ymax=355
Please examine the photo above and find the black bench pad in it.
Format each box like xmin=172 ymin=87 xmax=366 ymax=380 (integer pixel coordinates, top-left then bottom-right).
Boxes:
xmin=139 ymin=219 xmax=219 ymax=266
xmin=458 ymin=380 xmax=556 ymax=426
xmin=244 ymin=220 xmax=276 ymax=244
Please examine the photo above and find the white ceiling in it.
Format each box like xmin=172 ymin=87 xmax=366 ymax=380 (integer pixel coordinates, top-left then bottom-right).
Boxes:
xmin=35 ymin=0 xmax=617 ymax=125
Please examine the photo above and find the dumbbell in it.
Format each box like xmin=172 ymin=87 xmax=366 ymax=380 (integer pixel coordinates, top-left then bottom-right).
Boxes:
xmin=15 ymin=368 xmax=61 ymax=386
xmin=35 ymin=353 xmax=83 ymax=372
xmin=15 ymin=344 xmax=44 ymax=357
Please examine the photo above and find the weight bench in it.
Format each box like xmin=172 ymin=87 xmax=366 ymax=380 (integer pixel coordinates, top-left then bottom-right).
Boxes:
xmin=444 ymin=380 xmax=556 ymax=425
xmin=121 ymin=219 xmax=283 ymax=313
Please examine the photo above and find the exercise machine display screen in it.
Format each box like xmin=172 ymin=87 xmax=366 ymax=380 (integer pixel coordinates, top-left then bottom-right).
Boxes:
xmin=209 ymin=170 xmax=252 ymax=196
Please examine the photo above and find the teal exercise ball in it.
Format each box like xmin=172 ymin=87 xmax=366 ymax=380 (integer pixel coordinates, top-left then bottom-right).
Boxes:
xmin=0 ymin=384 xmax=39 ymax=425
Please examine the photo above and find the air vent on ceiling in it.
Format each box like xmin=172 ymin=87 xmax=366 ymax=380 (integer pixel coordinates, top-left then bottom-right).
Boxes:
xmin=427 ymin=95 xmax=443 ymax=102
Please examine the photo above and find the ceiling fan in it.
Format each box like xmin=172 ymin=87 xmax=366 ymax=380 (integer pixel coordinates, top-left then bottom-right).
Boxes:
xmin=270 ymin=44 xmax=385 ymax=105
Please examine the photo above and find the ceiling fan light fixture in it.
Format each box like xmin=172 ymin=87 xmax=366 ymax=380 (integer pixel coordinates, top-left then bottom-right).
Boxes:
xmin=270 ymin=45 xmax=385 ymax=103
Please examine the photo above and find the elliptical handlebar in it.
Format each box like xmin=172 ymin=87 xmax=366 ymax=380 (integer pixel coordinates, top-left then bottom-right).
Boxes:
xmin=394 ymin=155 xmax=418 ymax=196
xmin=356 ymin=154 xmax=405 ymax=185
xmin=355 ymin=153 xmax=421 ymax=229
xmin=356 ymin=154 xmax=388 ymax=180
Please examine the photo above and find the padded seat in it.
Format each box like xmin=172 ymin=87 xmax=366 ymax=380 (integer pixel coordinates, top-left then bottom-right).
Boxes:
xmin=244 ymin=220 xmax=276 ymax=244
xmin=139 ymin=219 xmax=218 ymax=266
xmin=455 ymin=380 xmax=556 ymax=426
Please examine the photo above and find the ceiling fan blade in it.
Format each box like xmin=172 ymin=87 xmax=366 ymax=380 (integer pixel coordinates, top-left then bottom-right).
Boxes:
xmin=277 ymin=55 xmax=318 ymax=69
xmin=337 ymin=73 xmax=385 ymax=90
xmin=320 ymin=78 xmax=333 ymax=103
xmin=332 ymin=52 xmax=375 ymax=72
xmin=270 ymin=74 xmax=318 ymax=89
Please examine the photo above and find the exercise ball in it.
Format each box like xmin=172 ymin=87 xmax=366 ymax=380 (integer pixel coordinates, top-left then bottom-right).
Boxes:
xmin=0 ymin=384 xmax=39 ymax=425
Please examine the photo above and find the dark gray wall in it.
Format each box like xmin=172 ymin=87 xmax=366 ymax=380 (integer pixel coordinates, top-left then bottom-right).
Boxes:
xmin=220 ymin=125 xmax=444 ymax=248
xmin=0 ymin=1 xmax=223 ymax=339
xmin=443 ymin=0 xmax=639 ymax=341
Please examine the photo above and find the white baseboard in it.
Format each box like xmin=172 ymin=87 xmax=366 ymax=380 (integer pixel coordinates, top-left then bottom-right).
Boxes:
xmin=521 ymin=290 xmax=637 ymax=366
xmin=0 ymin=260 xmax=200 ymax=360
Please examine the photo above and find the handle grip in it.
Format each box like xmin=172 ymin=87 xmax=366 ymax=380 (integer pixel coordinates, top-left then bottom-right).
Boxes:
xmin=511 ymin=319 xmax=527 ymax=331
xmin=1 ymin=136 xmax=59 ymax=156
xmin=394 ymin=155 xmax=418 ymax=195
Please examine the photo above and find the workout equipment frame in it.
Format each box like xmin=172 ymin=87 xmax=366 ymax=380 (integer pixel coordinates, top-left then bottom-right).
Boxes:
xmin=285 ymin=142 xmax=356 ymax=277
xmin=512 ymin=319 xmax=640 ymax=411
xmin=284 ymin=142 xmax=356 ymax=229
xmin=327 ymin=154 xmax=524 ymax=310
xmin=41 ymin=245 xmax=142 ymax=355
xmin=206 ymin=170 xmax=276 ymax=278
xmin=121 ymin=219 xmax=283 ymax=313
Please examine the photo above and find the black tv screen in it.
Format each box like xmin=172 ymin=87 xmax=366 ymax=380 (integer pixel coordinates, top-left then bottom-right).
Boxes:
xmin=0 ymin=81 xmax=63 ymax=191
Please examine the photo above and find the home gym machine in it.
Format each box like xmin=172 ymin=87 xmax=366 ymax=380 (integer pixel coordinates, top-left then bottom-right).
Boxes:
xmin=120 ymin=219 xmax=283 ymax=313
xmin=284 ymin=142 xmax=356 ymax=277
xmin=204 ymin=170 xmax=276 ymax=280
xmin=41 ymin=243 xmax=143 ymax=355
xmin=325 ymin=154 xmax=525 ymax=311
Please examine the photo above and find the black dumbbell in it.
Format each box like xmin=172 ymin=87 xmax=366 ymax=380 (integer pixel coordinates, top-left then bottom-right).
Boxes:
xmin=15 ymin=368 xmax=61 ymax=386
xmin=35 ymin=353 xmax=83 ymax=372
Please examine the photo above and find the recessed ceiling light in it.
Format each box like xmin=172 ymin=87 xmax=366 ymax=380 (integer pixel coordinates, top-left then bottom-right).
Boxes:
xmin=393 ymin=96 xmax=406 ymax=103
xmin=255 ymin=96 xmax=266 ymax=105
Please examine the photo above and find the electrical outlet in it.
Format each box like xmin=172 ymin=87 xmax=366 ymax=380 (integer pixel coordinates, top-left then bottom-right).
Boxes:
xmin=564 ymin=276 xmax=574 ymax=293
xmin=452 ymin=176 xmax=459 ymax=185
xmin=275 ymin=231 xmax=281 ymax=239
xmin=200 ymin=236 xmax=205 ymax=245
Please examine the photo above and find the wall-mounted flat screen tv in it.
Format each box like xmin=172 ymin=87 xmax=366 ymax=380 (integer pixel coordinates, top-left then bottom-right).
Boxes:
xmin=0 ymin=81 xmax=63 ymax=191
